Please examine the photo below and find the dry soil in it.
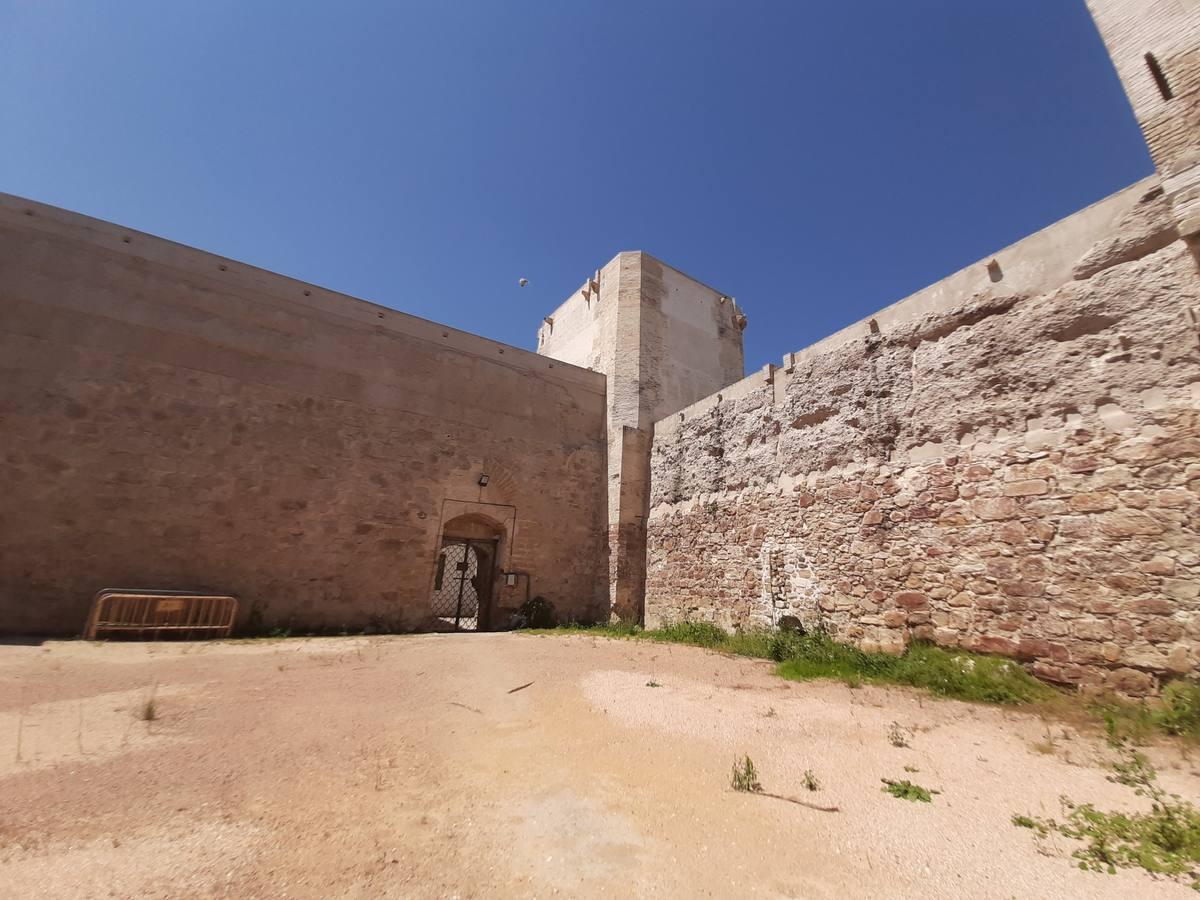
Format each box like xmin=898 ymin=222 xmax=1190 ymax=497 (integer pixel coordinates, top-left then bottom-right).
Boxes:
xmin=1 ymin=633 xmax=1197 ymax=898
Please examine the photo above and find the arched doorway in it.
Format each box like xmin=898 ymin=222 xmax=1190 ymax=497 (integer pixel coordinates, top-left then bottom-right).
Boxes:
xmin=430 ymin=514 xmax=503 ymax=632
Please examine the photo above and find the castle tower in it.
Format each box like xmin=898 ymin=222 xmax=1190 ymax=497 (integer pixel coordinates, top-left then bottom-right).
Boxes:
xmin=538 ymin=252 xmax=745 ymax=621
xmin=1087 ymin=0 xmax=1200 ymax=239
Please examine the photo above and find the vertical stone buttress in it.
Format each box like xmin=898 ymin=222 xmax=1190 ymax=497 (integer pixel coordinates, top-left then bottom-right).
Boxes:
xmin=1087 ymin=0 xmax=1200 ymax=240
xmin=537 ymin=252 xmax=745 ymax=622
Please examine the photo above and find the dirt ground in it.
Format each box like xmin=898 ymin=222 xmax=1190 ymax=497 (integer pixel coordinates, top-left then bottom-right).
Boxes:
xmin=0 ymin=634 xmax=1197 ymax=899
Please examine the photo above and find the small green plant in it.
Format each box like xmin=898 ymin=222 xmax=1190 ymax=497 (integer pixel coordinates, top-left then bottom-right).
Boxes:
xmin=519 ymin=596 xmax=557 ymax=629
xmin=1091 ymin=695 xmax=1156 ymax=746
xmin=1012 ymin=814 xmax=1047 ymax=833
xmin=731 ymin=755 xmax=762 ymax=793
xmin=1013 ymin=742 xmax=1200 ymax=888
xmin=882 ymin=778 xmax=937 ymax=802
xmin=802 ymin=770 xmax=821 ymax=792
xmin=888 ymin=721 xmax=911 ymax=748
xmin=1156 ymin=680 xmax=1200 ymax=740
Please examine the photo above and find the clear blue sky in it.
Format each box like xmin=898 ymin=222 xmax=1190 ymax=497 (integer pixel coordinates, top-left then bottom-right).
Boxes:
xmin=1 ymin=1 xmax=1151 ymax=372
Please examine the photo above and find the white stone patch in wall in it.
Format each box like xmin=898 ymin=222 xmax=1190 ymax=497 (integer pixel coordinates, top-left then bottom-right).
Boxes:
xmin=1023 ymin=415 xmax=1065 ymax=451
xmin=1139 ymin=387 xmax=1168 ymax=410
xmin=757 ymin=539 xmax=823 ymax=632
xmin=1097 ymin=402 xmax=1137 ymax=431
xmin=907 ymin=441 xmax=946 ymax=463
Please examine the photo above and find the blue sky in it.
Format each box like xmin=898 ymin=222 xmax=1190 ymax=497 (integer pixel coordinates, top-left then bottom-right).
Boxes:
xmin=2 ymin=1 xmax=1151 ymax=372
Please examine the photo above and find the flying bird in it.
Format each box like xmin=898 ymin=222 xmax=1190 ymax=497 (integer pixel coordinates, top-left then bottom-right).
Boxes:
xmin=518 ymin=278 xmax=528 ymax=287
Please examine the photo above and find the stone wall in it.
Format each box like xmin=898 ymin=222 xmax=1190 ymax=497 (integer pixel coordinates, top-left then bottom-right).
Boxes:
xmin=538 ymin=252 xmax=745 ymax=620
xmin=646 ymin=181 xmax=1200 ymax=694
xmin=1087 ymin=0 xmax=1200 ymax=236
xmin=0 ymin=194 xmax=609 ymax=635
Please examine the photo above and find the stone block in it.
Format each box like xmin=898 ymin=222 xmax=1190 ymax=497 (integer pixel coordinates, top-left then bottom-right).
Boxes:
xmin=1003 ymin=479 xmax=1049 ymax=496
xmin=1068 ymin=492 xmax=1118 ymax=512
xmin=1098 ymin=510 xmax=1165 ymax=537
xmin=972 ymin=497 xmax=1018 ymax=521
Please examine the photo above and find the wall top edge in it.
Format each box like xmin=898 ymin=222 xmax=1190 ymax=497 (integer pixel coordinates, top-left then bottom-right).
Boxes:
xmin=0 ymin=192 xmax=607 ymax=394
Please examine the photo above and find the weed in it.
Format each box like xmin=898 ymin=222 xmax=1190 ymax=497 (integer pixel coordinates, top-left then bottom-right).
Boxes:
xmin=731 ymin=755 xmax=761 ymax=793
xmin=1012 ymin=814 xmax=1047 ymax=834
xmin=518 ymin=596 xmax=557 ymax=629
xmin=1032 ymin=724 xmax=1059 ymax=756
xmin=1156 ymin=680 xmax=1200 ymax=740
xmin=882 ymin=779 xmax=937 ymax=802
xmin=802 ymin=770 xmax=821 ymax=791
xmin=653 ymin=621 xmax=728 ymax=648
xmin=137 ymin=684 xmax=158 ymax=722
xmin=888 ymin=721 xmax=912 ymax=748
xmin=1013 ymin=742 xmax=1200 ymax=887
xmin=1091 ymin=695 xmax=1157 ymax=746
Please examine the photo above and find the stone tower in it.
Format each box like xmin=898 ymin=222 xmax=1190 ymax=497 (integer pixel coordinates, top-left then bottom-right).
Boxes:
xmin=538 ymin=252 xmax=745 ymax=621
xmin=1087 ymin=0 xmax=1200 ymax=239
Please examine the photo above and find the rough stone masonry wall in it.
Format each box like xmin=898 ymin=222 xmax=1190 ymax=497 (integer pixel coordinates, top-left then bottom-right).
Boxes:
xmin=646 ymin=185 xmax=1200 ymax=695
xmin=0 ymin=195 xmax=609 ymax=635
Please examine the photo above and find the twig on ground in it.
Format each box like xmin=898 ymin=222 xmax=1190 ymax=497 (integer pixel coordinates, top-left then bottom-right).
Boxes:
xmin=750 ymin=790 xmax=840 ymax=813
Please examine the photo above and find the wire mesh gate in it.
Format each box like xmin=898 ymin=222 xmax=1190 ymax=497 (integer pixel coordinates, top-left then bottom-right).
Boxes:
xmin=430 ymin=540 xmax=493 ymax=631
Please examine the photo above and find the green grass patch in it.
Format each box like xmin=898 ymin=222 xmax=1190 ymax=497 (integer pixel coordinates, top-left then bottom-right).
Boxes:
xmin=522 ymin=621 xmax=1198 ymax=738
xmin=775 ymin=632 xmax=1055 ymax=706
xmin=1084 ymin=681 xmax=1200 ymax=747
xmin=1156 ymin=680 xmax=1200 ymax=740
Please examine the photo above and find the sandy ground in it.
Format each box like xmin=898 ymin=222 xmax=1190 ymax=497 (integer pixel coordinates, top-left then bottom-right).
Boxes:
xmin=0 ymin=634 xmax=1197 ymax=899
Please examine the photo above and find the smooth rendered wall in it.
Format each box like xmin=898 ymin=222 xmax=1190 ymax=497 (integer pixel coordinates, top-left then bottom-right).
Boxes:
xmin=638 ymin=256 xmax=745 ymax=428
xmin=0 ymin=194 xmax=609 ymax=635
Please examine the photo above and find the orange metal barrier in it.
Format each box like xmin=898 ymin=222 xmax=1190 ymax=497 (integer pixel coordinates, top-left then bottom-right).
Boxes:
xmin=83 ymin=589 xmax=239 ymax=640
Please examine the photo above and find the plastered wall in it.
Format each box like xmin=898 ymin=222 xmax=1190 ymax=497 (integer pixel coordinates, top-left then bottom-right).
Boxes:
xmin=646 ymin=180 xmax=1200 ymax=694
xmin=0 ymin=195 xmax=609 ymax=635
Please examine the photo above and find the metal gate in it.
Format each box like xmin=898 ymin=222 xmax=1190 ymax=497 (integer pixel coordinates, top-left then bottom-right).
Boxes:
xmin=430 ymin=540 xmax=493 ymax=631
